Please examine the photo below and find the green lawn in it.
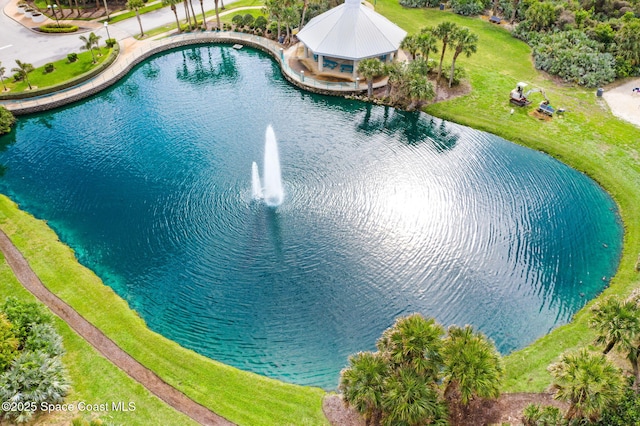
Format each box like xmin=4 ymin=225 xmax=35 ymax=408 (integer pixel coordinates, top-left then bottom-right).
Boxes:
xmin=2 ymin=48 xmax=112 ymax=93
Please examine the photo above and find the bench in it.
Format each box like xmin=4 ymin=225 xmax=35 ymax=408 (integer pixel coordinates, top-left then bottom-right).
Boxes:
xmin=323 ymin=59 xmax=338 ymax=69
xmin=489 ymin=15 xmax=501 ymax=24
xmin=340 ymin=64 xmax=353 ymax=73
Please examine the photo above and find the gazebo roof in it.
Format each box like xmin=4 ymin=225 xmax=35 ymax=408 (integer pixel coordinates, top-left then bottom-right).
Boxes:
xmin=296 ymin=0 xmax=407 ymax=61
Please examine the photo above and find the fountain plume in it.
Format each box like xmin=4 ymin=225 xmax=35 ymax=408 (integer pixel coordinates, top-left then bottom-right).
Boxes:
xmin=251 ymin=161 xmax=263 ymax=200
xmin=262 ymin=125 xmax=284 ymax=206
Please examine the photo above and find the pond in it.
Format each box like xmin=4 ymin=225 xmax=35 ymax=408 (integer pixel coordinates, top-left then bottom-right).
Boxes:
xmin=0 ymin=45 xmax=622 ymax=389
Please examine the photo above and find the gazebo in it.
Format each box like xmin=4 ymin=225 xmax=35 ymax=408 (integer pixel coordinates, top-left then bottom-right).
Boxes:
xmin=296 ymin=0 xmax=407 ymax=77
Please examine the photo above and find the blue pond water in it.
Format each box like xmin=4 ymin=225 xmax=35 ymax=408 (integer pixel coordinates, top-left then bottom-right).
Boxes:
xmin=0 ymin=46 xmax=622 ymax=389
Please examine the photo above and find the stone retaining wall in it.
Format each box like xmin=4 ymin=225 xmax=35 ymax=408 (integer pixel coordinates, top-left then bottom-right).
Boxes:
xmin=4 ymin=33 xmax=364 ymax=116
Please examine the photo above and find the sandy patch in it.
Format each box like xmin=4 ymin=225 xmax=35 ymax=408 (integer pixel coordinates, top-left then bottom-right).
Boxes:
xmin=602 ymin=78 xmax=640 ymax=128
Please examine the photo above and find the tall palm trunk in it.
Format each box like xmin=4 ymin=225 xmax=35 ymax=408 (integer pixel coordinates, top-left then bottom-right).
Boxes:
xmin=103 ymin=0 xmax=110 ymax=20
xmin=299 ymin=0 xmax=308 ymax=29
xmin=199 ymin=0 xmax=206 ymax=28
xmin=171 ymin=4 xmax=181 ymax=32
xmin=135 ymin=10 xmax=144 ymax=36
xmin=74 ymin=0 xmax=80 ymax=17
xmin=437 ymin=41 xmax=448 ymax=82
xmin=214 ymin=0 xmax=220 ymax=29
xmin=183 ymin=0 xmax=192 ymax=29
xmin=189 ymin=0 xmax=198 ymax=28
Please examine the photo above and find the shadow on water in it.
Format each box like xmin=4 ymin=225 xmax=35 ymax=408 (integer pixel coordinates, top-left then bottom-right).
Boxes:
xmin=355 ymin=104 xmax=459 ymax=151
xmin=0 ymin=127 xmax=17 ymax=178
xmin=265 ymin=206 xmax=283 ymax=257
xmin=176 ymin=47 xmax=239 ymax=85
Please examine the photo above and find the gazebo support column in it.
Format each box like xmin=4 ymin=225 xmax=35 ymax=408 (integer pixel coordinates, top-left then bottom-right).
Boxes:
xmin=304 ymin=46 xmax=309 ymax=58
xmin=318 ymin=54 xmax=324 ymax=72
xmin=352 ymin=59 xmax=358 ymax=79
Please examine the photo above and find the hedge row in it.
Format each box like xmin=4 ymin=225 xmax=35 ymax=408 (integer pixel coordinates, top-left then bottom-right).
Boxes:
xmin=39 ymin=23 xmax=79 ymax=33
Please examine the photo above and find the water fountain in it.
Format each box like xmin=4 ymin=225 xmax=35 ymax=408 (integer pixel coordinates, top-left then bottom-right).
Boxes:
xmin=251 ymin=161 xmax=263 ymax=200
xmin=260 ymin=125 xmax=284 ymax=207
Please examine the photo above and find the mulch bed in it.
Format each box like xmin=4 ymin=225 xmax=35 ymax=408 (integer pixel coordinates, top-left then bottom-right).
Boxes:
xmin=323 ymin=392 xmax=568 ymax=426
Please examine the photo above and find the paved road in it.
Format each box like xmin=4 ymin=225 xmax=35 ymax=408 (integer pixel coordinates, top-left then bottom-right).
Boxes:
xmin=0 ymin=0 xmax=239 ymax=68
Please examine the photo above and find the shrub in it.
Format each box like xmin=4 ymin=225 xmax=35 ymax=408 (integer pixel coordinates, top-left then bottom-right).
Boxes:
xmin=596 ymin=382 xmax=640 ymax=425
xmin=44 ymin=62 xmax=54 ymax=73
xmin=254 ymin=15 xmax=268 ymax=30
xmin=450 ymin=0 xmax=490 ymax=15
xmin=0 ymin=314 xmax=18 ymax=371
xmin=243 ymin=13 xmax=255 ymax=26
xmin=532 ymin=30 xmax=616 ymax=86
xmin=2 ymin=297 xmax=53 ymax=345
xmin=39 ymin=23 xmax=78 ymax=33
xmin=67 ymin=52 xmax=78 ymax=62
xmin=442 ymin=63 xmax=466 ymax=85
xmin=522 ymin=404 xmax=564 ymax=425
xmin=399 ymin=0 xmax=440 ymax=8
xmin=0 ymin=352 xmax=70 ymax=423
xmin=0 ymin=106 xmax=16 ymax=136
xmin=24 ymin=323 xmax=64 ymax=358
xmin=232 ymin=14 xmax=244 ymax=26
xmin=105 ymin=38 xmax=117 ymax=48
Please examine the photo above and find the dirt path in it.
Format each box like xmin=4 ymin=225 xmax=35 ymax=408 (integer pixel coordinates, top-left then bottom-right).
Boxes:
xmin=0 ymin=229 xmax=234 ymax=426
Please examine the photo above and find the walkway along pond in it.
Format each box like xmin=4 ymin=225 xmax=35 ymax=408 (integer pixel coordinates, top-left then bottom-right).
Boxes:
xmin=0 ymin=31 xmax=379 ymax=115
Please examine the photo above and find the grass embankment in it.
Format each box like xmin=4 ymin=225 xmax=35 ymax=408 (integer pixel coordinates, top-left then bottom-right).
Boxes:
xmin=0 ymin=196 xmax=327 ymax=425
xmin=0 ymin=257 xmax=197 ymax=425
xmin=375 ymin=1 xmax=640 ymax=391
xmin=2 ymin=49 xmax=112 ymax=93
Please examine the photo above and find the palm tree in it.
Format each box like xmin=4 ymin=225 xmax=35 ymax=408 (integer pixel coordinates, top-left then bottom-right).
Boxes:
xmin=405 ymin=73 xmax=434 ymax=110
xmin=163 ymin=0 xmax=183 ymax=33
xmin=357 ymin=58 xmax=385 ymax=98
xmin=339 ymin=351 xmax=387 ymax=426
xmin=381 ymin=366 xmax=447 ymax=426
xmin=79 ymin=33 xmax=98 ymax=63
xmin=213 ymin=0 xmax=221 ymax=30
xmin=11 ymin=60 xmax=34 ymax=90
xmin=400 ymin=34 xmax=420 ymax=61
xmin=590 ymin=297 xmax=640 ymax=355
xmin=188 ymin=0 xmax=199 ymax=29
xmin=282 ymin=6 xmax=299 ymax=43
xmin=90 ymin=31 xmax=102 ymax=52
xmin=433 ymin=21 xmax=458 ymax=83
xmin=448 ymin=27 xmax=478 ymax=88
xmin=199 ymin=0 xmax=207 ymax=28
xmin=548 ymin=348 xmax=623 ymax=422
xmin=127 ymin=0 xmax=145 ymax=37
xmin=0 ymin=62 xmax=7 ymax=92
xmin=590 ymin=296 xmax=640 ymax=389
xmin=376 ymin=313 xmax=444 ymax=381
xmin=416 ymin=28 xmax=438 ymax=65
xmin=442 ymin=325 xmax=503 ymax=425
xmin=383 ymin=61 xmax=405 ymax=99
xmin=182 ymin=0 xmax=193 ymax=29
xmin=263 ymin=0 xmax=284 ymax=41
